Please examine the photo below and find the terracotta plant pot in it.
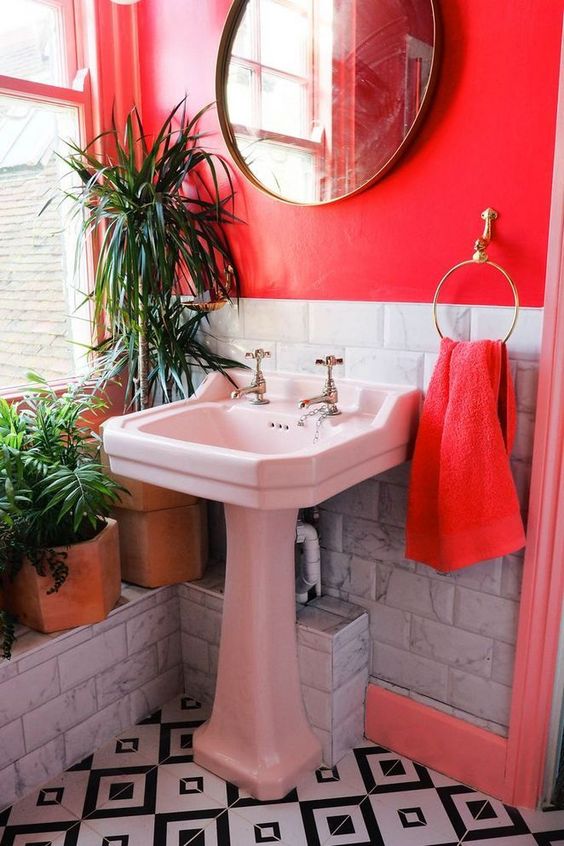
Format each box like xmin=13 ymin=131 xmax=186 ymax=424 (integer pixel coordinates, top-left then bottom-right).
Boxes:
xmin=100 ymin=442 xmax=196 ymax=511
xmin=4 ymin=518 xmax=121 ymax=634
xmin=111 ymin=474 xmax=198 ymax=512
xmin=101 ymin=438 xmax=208 ymax=587
xmin=114 ymin=500 xmax=208 ymax=588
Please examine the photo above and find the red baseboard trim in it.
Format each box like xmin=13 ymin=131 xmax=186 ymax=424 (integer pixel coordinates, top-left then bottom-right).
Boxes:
xmin=365 ymin=684 xmax=508 ymax=801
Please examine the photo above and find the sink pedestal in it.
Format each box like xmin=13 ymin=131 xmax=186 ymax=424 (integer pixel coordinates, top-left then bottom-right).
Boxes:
xmin=193 ymin=505 xmax=322 ymax=800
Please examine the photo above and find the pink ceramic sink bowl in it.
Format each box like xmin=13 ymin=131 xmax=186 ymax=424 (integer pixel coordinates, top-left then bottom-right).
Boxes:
xmin=103 ymin=370 xmax=420 ymax=509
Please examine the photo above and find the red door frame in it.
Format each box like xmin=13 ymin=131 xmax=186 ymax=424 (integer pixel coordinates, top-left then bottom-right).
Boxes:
xmin=366 ymin=26 xmax=564 ymax=810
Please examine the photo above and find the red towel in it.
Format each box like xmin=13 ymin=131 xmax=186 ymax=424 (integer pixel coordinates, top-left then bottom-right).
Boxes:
xmin=406 ymin=337 xmax=526 ymax=571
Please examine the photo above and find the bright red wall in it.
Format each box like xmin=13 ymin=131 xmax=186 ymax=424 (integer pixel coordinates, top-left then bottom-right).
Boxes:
xmin=138 ymin=1 xmax=562 ymax=307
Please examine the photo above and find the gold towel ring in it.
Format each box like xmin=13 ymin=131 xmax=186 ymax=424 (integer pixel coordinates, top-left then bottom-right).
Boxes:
xmin=432 ymin=209 xmax=520 ymax=344
xmin=433 ymin=259 xmax=520 ymax=343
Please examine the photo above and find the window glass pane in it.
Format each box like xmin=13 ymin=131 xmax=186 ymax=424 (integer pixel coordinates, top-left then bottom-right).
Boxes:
xmin=260 ymin=0 xmax=309 ymax=76
xmin=0 ymin=1 xmax=66 ymax=86
xmin=261 ymin=73 xmax=307 ymax=136
xmin=227 ymin=63 xmax=254 ymax=127
xmin=0 ymin=96 xmax=87 ymax=388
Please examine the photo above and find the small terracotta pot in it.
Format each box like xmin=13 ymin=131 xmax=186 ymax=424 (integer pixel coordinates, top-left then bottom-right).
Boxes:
xmin=4 ymin=518 xmax=121 ymax=634
xmin=100 ymin=436 xmax=207 ymax=587
xmin=100 ymin=442 xmax=197 ymax=512
xmin=115 ymin=501 xmax=208 ymax=588
xmin=112 ymin=475 xmax=198 ymax=512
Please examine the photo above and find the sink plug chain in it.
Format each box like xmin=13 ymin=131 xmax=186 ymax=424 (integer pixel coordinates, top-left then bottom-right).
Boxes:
xmin=297 ymin=405 xmax=324 ymax=428
xmin=297 ymin=405 xmax=331 ymax=444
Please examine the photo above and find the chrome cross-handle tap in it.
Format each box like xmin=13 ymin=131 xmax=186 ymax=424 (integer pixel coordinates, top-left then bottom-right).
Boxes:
xmin=230 ymin=348 xmax=271 ymax=405
xmin=298 ymin=355 xmax=343 ymax=416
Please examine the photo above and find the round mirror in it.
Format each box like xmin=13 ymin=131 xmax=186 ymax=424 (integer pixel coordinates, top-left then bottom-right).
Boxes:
xmin=216 ymin=0 xmax=440 ymax=205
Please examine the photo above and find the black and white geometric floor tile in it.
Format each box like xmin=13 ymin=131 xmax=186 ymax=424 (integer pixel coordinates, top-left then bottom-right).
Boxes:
xmin=364 ymin=788 xmax=460 ymax=845
xmin=354 ymin=746 xmax=436 ymax=795
xmin=1 ymin=694 xmax=563 ymax=846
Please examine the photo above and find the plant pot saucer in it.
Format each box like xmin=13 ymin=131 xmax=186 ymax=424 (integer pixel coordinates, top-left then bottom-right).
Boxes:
xmin=185 ymin=298 xmax=228 ymax=313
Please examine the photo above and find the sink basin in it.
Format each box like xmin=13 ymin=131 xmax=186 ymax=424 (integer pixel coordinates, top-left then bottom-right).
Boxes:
xmin=103 ymin=371 xmax=420 ymax=509
xmin=103 ymin=370 xmax=420 ymax=800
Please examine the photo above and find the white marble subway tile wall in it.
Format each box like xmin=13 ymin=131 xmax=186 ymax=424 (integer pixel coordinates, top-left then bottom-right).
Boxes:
xmin=0 ymin=586 xmax=183 ymax=808
xmin=179 ymin=576 xmax=370 ymax=767
xmin=204 ymin=298 xmax=543 ymax=736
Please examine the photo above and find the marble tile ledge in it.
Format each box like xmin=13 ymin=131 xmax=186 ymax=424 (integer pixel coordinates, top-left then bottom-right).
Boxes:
xmin=0 ymin=583 xmax=171 ymax=679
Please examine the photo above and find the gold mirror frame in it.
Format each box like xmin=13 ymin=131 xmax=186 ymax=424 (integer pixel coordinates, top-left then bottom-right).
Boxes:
xmin=216 ymin=0 xmax=441 ymax=206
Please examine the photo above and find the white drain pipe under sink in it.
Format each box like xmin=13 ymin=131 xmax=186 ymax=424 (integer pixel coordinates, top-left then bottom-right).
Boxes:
xmin=296 ymin=518 xmax=321 ymax=603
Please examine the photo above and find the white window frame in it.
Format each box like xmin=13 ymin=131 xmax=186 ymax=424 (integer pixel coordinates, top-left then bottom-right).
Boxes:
xmin=0 ymin=0 xmax=94 ymax=396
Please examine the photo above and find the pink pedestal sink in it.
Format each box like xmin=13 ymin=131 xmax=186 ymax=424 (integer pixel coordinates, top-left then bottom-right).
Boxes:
xmin=103 ymin=370 xmax=419 ymax=799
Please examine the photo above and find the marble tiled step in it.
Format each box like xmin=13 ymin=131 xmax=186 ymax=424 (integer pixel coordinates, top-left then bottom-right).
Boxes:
xmin=0 ymin=584 xmax=183 ymax=810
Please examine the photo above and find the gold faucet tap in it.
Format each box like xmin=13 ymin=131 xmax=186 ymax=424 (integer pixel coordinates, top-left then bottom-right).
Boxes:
xmin=298 ymin=355 xmax=343 ymax=416
xmin=231 ymin=349 xmax=271 ymax=405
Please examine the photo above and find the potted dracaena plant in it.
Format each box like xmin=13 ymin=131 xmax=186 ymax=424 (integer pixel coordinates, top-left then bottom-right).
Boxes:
xmin=54 ymin=98 xmax=245 ymax=588
xmin=0 ymin=377 xmax=125 ymax=644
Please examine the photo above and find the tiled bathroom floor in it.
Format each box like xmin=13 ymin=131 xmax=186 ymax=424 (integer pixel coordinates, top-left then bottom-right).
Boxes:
xmin=1 ymin=695 xmax=563 ymax=846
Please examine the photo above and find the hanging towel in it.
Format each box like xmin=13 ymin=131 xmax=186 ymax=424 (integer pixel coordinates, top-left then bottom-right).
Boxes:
xmin=405 ymin=337 xmax=526 ymax=571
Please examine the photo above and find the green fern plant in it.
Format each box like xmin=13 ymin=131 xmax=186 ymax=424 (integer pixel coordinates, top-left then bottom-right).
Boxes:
xmin=0 ymin=539 xmax=17 ymax=660
xmin=0 ymin=608 xmax=16 ymax=661
xmin=0 ymin=377 xmax=125 ymax=651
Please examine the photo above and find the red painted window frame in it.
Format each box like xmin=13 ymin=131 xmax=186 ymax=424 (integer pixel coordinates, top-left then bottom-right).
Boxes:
xmin=0 ymin=0 xmax=141 ymax=402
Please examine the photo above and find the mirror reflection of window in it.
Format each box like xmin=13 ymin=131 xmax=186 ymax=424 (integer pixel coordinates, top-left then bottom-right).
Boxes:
xmin=232 ymin=1 xmax=253 ymax=58
xmin=223 ymin=0 xmax=437 ymax=204
xmin=227 ymin=0 xmax=320 ymax=201
xmin=260 ymin=0 xmax=309 ymax=77
xmin=229 ymin=0 xmax=313 ymax=139
xmin=235 ymin=134 xmax=316 ymax=204
xmin=227 ymin=65 xmax=253 ymax=126
xmin=261 ymin=73 xmax=307 ymax=137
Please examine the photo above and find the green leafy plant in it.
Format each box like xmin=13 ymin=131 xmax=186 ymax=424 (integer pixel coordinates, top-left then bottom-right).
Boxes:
xmin=58 ymin=98 xmax=244 ymax=410
xmin=0 ymin=377 xmax=125 ymax=637
xmin=0 ymin=528 xmax=16 ymax=661
xmin=0 ymin=607 xmax=16 ymax=661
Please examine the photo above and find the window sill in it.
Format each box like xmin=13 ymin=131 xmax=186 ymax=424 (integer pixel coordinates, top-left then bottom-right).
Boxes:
xmin=0 ymin=375 xmax=87 ymax=402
